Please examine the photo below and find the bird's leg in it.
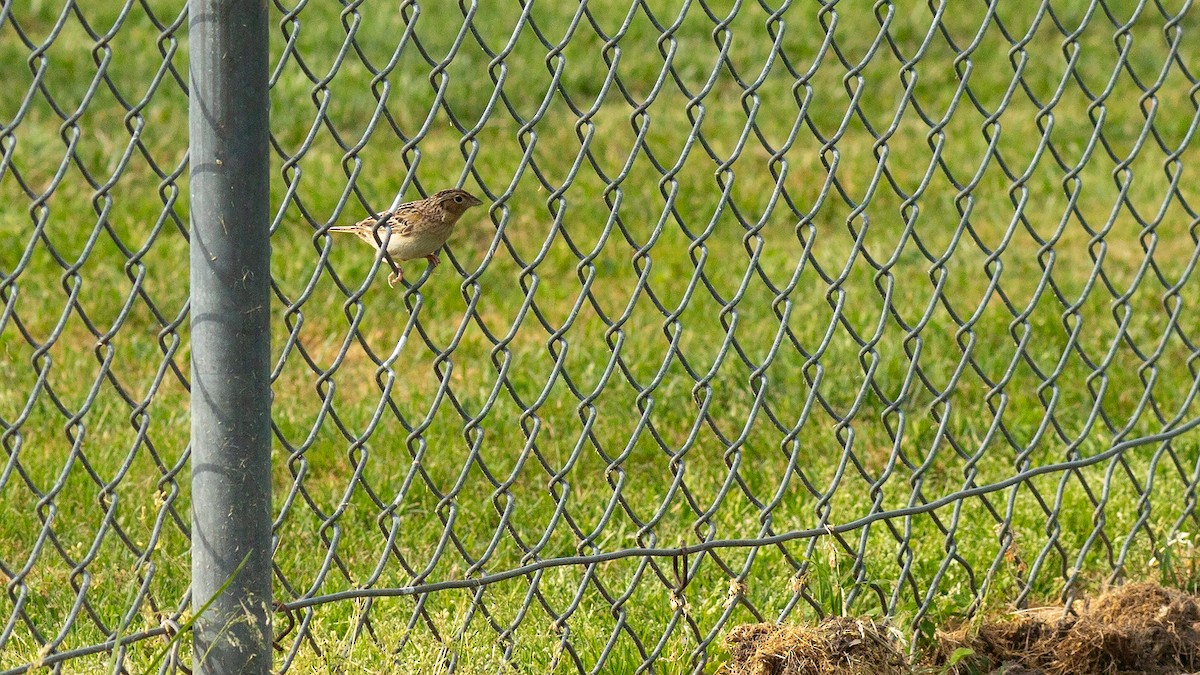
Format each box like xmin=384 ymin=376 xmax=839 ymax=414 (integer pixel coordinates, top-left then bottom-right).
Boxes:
xmin=425 ymin=252 xmax=440 ymax=268
xmin=382 ymin=252 xmax=403 ymax=288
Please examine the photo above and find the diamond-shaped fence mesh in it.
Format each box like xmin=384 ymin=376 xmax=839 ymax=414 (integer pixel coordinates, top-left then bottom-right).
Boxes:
xmin=2 ymin=0 xmax=1200 ymax=672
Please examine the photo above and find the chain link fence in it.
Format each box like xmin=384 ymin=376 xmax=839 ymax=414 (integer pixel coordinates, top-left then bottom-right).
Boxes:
xmin=2 ymin=0 xmax=1200 ymax=672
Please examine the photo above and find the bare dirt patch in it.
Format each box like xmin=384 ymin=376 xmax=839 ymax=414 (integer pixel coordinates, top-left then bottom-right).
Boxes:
xmin=719 ymin=616 xmax=908 ymax=675
xmin=935 ymin=582 xmax=1200 ymax=675
xmin=718 ymin=582 xmax=1200 ymax=675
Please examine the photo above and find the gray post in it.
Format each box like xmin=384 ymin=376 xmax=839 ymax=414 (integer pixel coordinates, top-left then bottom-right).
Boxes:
xmin=188 ymin=0 xmax=273 ymax=673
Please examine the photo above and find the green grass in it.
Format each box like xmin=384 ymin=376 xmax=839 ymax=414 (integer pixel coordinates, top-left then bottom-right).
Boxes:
xmin=2 ymin=0 xmax=1200 ymax=672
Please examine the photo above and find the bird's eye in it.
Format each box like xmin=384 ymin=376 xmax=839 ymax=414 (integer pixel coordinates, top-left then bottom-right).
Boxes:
xmin=454 ymin=195 xmax=463 ymax=203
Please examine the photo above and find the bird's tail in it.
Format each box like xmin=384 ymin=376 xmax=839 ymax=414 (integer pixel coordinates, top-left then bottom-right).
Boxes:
xmin=327 ymin=225 xmax=358 ymax=234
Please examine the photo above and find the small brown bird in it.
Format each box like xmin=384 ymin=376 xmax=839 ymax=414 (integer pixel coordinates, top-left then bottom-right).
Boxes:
xmin=329 ymin=188 xmax=483 ymax=286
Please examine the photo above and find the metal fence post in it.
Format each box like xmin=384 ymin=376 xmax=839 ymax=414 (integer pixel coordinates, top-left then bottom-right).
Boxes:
xmin=188 ymin=0 xmax=273 ymax=673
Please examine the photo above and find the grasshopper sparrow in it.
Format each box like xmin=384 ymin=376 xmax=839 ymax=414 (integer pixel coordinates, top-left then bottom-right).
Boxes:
xmin=329 ymin=188 xmax=483 ymax=286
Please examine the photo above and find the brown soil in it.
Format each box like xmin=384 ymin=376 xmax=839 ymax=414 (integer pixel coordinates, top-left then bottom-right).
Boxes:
xmin=718 ymin=616 xmax=908 ymax=675
xmin=718 ymin=582 xmax=1200 ymax=675
xmin=935 ymin=582 xmax=1200 ymax=675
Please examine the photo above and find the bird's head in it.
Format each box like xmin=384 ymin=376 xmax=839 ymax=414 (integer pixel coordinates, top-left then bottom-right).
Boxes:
xmin=432 ymin=188 xmax=484 ymax=216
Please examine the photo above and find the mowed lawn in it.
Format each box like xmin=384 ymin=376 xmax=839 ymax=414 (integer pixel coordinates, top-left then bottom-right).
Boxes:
xmin=1 ymin=0 xmax=1199 ymax=672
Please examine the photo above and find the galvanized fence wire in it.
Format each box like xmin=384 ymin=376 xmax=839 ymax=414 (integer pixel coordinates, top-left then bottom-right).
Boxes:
xmin=2 ymin=0 xmax=1200 ymax=672
xmin=0 ymin=1 xmax=192 ymax=673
